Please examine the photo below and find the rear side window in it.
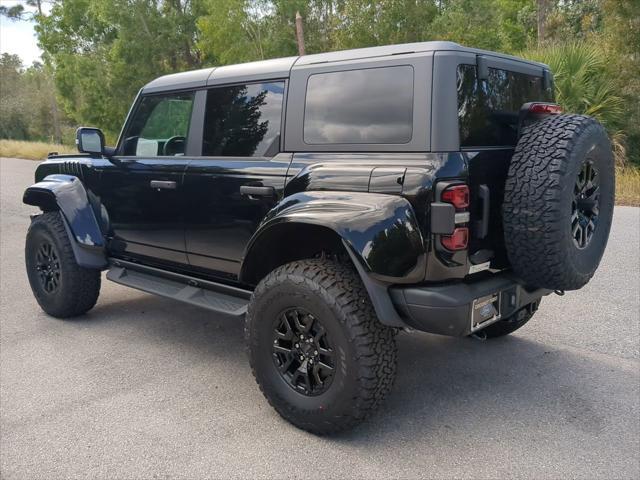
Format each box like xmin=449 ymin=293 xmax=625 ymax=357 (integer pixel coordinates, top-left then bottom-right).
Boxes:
xmin=203 ymin=82 xmax=284 ymax=157
xmin=304 ymin=66 xmax=414 ymax=144
xmin=121 ymin=92 xmax=194 ymax=156
xmin=457 ymin=64 xmax=553 ymax=148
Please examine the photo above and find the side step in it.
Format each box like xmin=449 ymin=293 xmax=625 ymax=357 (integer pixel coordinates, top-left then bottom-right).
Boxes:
xmin=106 ymin=260 xmax=251 ymax=318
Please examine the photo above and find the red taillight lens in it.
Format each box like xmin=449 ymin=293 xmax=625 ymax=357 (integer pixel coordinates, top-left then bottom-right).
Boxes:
xmin=441 ymin=185 xmax=470 ymax=209
xmin=441 ymin=227 xmax=469 ymax=251
xmin=529 ymin=103 xmax=562 ymax=115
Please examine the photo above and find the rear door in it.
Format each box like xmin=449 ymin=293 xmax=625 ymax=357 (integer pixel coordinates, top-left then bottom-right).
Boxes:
xmin=182 ymin=81 xmax=290 ymax=280
xmin=98 ymin=91 xmax=195 ymax=266
xmin=437 ymin=52 xmax=554 ymax=269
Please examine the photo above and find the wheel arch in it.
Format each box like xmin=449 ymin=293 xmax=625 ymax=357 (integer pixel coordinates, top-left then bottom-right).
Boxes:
xmin=240 ymin=191 xmax=426 ymax=327
xmin=23 ymin=174 xmax=107 ymax=269
xmin=240 ymin=222 xmax=345 ymax=286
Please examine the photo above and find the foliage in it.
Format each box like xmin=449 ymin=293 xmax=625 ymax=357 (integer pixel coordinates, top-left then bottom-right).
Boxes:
xmin=522 ymin=43 xmax=624 ymax=128
xmin=601 ymin=0 xmax=640 ymax=165
xmin=0 ymin=53 xmax=69 ymax=143
xmin=35 ymin=0 xmax=205 ymax=138
xmin=1 ymin=0 xmax=638 ymax=166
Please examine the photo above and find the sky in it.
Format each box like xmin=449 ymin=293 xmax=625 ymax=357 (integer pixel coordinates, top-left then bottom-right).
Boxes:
xmin=0 ymin=1 xmax=49 ymax=66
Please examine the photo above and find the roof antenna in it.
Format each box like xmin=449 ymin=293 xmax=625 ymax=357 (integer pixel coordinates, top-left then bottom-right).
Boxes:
xmin=295 ymin=11 xmax=306 ymax=56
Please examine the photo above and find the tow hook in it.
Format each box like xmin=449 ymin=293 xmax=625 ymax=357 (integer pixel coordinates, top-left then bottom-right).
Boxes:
xmin=471 ymin=330 xmax=487 ymax=341
xmin=554 ymin=290 xmax=565 ymax=296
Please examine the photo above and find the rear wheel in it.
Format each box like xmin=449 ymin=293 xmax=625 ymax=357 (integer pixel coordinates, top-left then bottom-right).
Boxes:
xmin=245 ymin=259 xmax=397 ymax=435
xmin=25 ymin=212 xmax=101 ymax=318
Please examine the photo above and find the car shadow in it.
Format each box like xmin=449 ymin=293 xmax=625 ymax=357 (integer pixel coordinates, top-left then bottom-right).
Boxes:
xmin=84 ymin=291 xmax=611 ymax=443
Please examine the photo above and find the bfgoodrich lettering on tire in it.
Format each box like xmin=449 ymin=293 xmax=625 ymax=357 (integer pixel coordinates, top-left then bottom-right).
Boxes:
xmin=503 ymin=114 xmax=615 ymax=291
xmin=245 ymin=259 xmax=397 ymax=435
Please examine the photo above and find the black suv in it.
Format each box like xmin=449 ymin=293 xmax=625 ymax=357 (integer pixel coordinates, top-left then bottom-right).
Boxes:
xmin=23 ymin=41 xmax=614 ymax=434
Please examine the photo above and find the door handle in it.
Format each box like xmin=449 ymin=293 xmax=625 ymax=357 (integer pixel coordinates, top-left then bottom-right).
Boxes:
xmin=240 ymin=185 xmax=275 ymax=198
xmin=150 ymin=180 xmax=177 ymax=190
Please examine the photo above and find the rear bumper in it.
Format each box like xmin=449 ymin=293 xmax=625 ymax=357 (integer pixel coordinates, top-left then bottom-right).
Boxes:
xmin=389 ymin=272 xmax=551 ymax=336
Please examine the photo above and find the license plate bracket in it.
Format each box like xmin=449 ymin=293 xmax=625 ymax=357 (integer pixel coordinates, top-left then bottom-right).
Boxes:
xmin=471 ymin=292 xmax=501 ymax=332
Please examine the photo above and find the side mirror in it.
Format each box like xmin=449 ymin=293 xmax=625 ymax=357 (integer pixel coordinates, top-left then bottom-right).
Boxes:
xmin=76 ymin=127 xmax=105 ymax=155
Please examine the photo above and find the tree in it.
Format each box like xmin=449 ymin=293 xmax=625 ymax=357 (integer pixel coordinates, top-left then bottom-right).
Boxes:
xmin=2 ymin=0 xmax=63 ymax=143
xmin=0 ymin=53 xmax=69 ymax=142
xmin=523 ymin=42 xmax=626 ymax=164
xmin=601 ymin=0 xmax=640 ymax=164
xmin=37 ymin=0 xmax=205 ymax=139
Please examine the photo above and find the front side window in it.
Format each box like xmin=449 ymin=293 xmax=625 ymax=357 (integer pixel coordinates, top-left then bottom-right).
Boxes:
xmin=304 ymin=66 xmax=414 ymax=145
xmin=203 ymin=82 xmax=284 ymax=157
xmin=121 ymin=92 xmax=194 ymax=156
xmin=457 ymin=64 xmax=554 ymax=147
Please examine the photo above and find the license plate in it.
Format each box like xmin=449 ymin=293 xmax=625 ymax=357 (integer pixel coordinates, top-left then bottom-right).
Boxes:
xmin=471 ymin=293 xmax=501 ymax=331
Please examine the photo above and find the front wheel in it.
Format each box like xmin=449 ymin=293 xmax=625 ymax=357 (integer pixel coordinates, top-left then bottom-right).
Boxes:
xmin=25 ymin=211 xmax=101 ymax=318
xmin=245 ymin=259 xmax=397 ymax=435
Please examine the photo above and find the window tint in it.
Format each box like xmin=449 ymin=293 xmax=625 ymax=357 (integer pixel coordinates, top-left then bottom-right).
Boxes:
xmin=457 ymin=64 xmax=553 ymax=147
xmin=304 ymin=66 xmax=414 ymax=144
xmin=121 ymin=92 xmax=194 ymax=156
xmin=202 ymin=82 xmax=284 ymax=157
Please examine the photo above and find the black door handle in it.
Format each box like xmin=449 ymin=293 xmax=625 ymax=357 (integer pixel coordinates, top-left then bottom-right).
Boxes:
xmin=150 ymin=180 xmax=177 ymax=190
xmin=240 ymin=185 xmax=275 ymax=198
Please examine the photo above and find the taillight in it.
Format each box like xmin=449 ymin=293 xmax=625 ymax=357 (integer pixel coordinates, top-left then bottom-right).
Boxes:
xmin=441 ymin=227 xmax=469 ymax=251
xmin=441 ymin=185 xmax=470 ymax=210
xmin=528 ymin=103 xmax=562 ymax=115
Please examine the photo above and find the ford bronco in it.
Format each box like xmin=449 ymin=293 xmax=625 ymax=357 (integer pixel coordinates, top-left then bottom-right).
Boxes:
xmin=23 ymin=41 xmax=615 ymax=434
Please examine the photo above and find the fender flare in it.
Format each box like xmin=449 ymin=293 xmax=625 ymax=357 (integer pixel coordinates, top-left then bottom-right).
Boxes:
xmin=240 ymin=192 xmax=427 ymax=327
xmin=23 ymin=174 xmax=107 ymax=269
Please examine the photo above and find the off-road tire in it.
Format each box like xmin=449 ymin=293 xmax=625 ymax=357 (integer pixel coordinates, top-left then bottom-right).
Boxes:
xmin=245 ymin=259 xmax=397 ymax=435
xmin=478 ymin=301 xmax=540 ymax=339
xmin=503 ymin=114 xmax=615 ymax=291
xmin=25 ymin=211 xmax=101 ymax=318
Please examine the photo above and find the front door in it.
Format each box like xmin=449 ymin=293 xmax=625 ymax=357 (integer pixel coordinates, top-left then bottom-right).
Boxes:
xmin=182 ymin=81 xmax=289 ymax=280
xmin=97 ymin=91 xmax=195 ymax=267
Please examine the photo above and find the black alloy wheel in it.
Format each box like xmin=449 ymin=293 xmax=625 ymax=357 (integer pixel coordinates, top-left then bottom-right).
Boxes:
xmin=246 ymin=259 xmax=397 ymax=435
xmin=35 ymin=241 xmax=61 ymax=293
xmin=572 ymin=160 xmax=600 ymax=249
xmin=25 ymin=211 xmax=101 ymax=318
xmin=272 ymin=307 xmax=335 ymax=396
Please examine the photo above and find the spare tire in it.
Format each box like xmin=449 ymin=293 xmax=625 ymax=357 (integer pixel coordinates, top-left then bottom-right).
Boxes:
xmin=503 ymin=114 xmax=614 ymax=291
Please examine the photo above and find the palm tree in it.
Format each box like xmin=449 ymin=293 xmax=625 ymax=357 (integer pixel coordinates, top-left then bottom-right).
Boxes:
xmin=523 ymin=42 xmax=627 ymax=164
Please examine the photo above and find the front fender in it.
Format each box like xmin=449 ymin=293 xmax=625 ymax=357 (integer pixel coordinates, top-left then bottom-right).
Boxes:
xmin=243 ymin=191 xmax=426 ymax=283
xmin=23 ymin=174 xmax=107 ymax=268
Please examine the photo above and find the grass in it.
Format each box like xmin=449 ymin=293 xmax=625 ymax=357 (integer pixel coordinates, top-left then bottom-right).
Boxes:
xmin=1 ymin=139 xmax=639 ymax=206
xmin=616 ymin=167 xmax=640 ymax=206
xmin=0 ymin=139 xmax=75 ymax=160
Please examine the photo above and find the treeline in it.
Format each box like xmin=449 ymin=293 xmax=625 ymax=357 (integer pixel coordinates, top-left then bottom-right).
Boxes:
xmin=1 ymin=0 xmax=638 ymax=164
xmin=0 ymin=54 xmax=66 ymax=143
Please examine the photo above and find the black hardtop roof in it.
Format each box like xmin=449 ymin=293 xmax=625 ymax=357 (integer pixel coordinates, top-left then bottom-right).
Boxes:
xmin=142 ymin=41 xmax=549 ymax=94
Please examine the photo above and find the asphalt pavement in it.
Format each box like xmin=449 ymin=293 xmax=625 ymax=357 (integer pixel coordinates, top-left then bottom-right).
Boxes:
xmin=1 ymin=157 xmax=639 ymax=479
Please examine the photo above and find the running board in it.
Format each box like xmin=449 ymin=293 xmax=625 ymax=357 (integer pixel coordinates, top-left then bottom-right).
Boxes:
xmin=106 ymin=260 xmax=250 ymax=318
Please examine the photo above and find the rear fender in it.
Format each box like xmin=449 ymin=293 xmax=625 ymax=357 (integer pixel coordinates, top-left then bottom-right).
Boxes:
xmin=244 ymin=191 xmax=426 ymax=283
xmin=23 ymin=174 xmax=107 ymax=269
xmin=241 ymin=192 xmax=426 ymax=327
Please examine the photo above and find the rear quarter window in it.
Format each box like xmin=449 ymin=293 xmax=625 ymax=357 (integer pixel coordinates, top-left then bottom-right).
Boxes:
xmin=303 ymin=66 xmax=414 ymax=145
xmin=457 ymin=64 xmax=553 ymax=148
